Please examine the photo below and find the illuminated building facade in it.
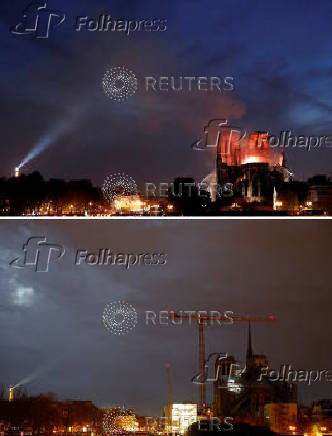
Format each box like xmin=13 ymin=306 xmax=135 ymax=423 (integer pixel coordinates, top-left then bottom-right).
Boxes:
xmin=217 ymin=130 xmax=283 ymax=167
xmin=308 ymin=176 xmax=332 ymax=215
xmin=8 ymin=386 xmax=13 ymax=402
xmin=112 ymin=195 xmax=172 ymax=216
xmin=214 ymin=326 xmax=297 ymax=425
xmin=164 ymin=403 xmax=197 ymax=435
xmin=116 ymin=414 xmax=139 ymax=432
xmin=216 ymin=129 xmax=290 ymax=204
xmin=300 ymin=400 xmax=332 ymax=436
xmin=264 ymin=402 xmax=298 ymax=435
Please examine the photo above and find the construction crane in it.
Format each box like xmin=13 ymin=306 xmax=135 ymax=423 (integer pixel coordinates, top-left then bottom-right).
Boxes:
xmin=165 ymin=363 xmax=173 ymax=405
xmin=168 ymin=311 xmax=276 ymax=415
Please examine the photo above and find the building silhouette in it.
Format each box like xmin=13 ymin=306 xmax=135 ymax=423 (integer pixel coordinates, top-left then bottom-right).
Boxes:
xmin=213 ymin=325 xmax=297 ymax=426
xmin=216 ymin=130 xmax=290 ymax=206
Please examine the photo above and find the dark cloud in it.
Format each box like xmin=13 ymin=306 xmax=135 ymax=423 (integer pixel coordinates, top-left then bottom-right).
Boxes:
xmin=0 ymin=220 xmax=331 ymax=413
xmin=1 ymin=0 xmax=332 ymax=183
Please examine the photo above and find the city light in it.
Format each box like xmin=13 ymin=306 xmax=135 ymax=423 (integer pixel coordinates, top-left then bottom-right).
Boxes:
xmin=164 ymin=403 xmax=197 ymax=435
xmin=9 ymin=386 xmax=13 ymax=402
xmin=2 ymin=167 xmax=331 ymax=216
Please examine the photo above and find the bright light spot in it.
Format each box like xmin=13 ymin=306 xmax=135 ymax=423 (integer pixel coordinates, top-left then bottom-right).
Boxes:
xmin=13 ymin=287 xmax=34 ymax=306
xmin=242 ymin=157 xmax=262 ymax=164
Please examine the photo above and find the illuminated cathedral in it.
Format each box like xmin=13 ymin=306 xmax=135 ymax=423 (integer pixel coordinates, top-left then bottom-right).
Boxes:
xmin=216 ymin=129 xmax=291 ymax=204
xmin=213 ymin=325 xmax=297 ymax=425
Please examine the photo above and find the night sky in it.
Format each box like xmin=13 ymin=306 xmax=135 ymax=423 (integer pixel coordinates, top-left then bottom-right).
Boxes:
xmin=1 ymin=0 xmax=332 ymax=419
xmin=0 ymin=220 xmax=331 ymax=415
xmin=1 ymin=0 xmax=332 ymax=187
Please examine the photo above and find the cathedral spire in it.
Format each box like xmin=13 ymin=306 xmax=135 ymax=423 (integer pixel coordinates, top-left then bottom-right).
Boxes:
xmin=246 ymin=322 xmax=253 ymax=360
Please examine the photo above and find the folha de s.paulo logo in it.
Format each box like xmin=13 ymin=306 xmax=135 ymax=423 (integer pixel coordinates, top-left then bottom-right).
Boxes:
xmin=11 ymin=2 xmax=65 ymax=39
xmin=10 ymin=237 xmax=65 ymax=272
